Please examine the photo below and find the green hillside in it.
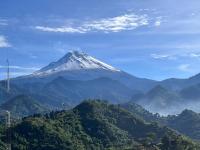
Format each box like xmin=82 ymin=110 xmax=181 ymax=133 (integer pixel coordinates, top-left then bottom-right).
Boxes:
xmin=0 ymin=95 xmax=48 ymax=118
xmin=123 ymin=102 xmax=200 ymax=141
xmin=0 ymin=100 xmax=197 ymax=150
xmin=166 ymin=110 xmax=200 ymax=140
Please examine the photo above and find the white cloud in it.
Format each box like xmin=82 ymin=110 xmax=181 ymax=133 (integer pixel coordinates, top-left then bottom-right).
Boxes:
xmin=0 ymin=65 xmax=40 ymax=79
xmin=154 ymin=16 xmax=162 ymax=27
xmin=83 ymin=14 xmax=149 ymax=32
xmin=30 ymin=54 xmax=38 ymax=59
xmin=189 ymin=53 xmax=200 ymax=58
xmin=151 ymin=54 xmax=176 ymax=60
xmin=35 ymin=26 xmax=86 ymax=33
xmin=151 ymin=54 xmax=169 ymax=59
xmin=35 ymin=13 xmax=150 ymax=33
xmin=0 ymin=65 xmax=39 ymax=71
xmin=1 ymin=72 xmax=32 ymax=79
xmin=0 ymin=36 xmax=11 ymax=48
xmin=0 ymin=19 xmax=8 ymax=26
xmin=178 ymin=64 xmax=191 ymax=72
xmin=151 ymin=52 xmax=200 ymax=61
xmin=155 ymin=20 xmax=161 ymax=26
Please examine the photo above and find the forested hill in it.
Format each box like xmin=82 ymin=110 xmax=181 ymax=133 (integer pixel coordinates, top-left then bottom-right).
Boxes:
xmin=0 ymin=95 xmax=49 ymax=118
xmin=122 ymin=102 xmax=200 ymax=141
xmin=0 ymin=100 xmax=199 ymax=150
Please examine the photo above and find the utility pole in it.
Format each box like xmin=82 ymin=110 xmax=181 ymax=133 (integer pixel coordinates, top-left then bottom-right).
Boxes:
xmin=5 ymin=59 xmax=11 ymax=150
xmin=0 ymin=111 xmax=11 ymax=150
xmin=5 ymin=111 xmax=11 ymax=150
xmin=6 ymin=59 xmax=10 ymax=93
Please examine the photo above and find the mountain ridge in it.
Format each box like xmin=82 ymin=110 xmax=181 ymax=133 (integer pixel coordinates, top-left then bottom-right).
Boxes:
xmin=2 ymin=51 xmax=200 ymax=115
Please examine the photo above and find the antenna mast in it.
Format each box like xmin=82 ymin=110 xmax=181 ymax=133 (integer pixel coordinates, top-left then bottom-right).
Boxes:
xmin=6 ymin=59 xmax=10 ymax=93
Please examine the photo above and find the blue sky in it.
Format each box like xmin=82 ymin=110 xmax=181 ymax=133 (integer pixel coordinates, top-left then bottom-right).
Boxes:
xmin=1 ymin=0 xmax=200 ymax=80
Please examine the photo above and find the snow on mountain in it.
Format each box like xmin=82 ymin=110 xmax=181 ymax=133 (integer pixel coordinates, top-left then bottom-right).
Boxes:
xmin=33 ymin=51 xmax=120 ymax=76
xmin=13 ymin=50 xmax=156 ymax=92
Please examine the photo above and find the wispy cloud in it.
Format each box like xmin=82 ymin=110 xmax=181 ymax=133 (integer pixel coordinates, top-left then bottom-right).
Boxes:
xmin=83 ymin=14 xmax=149 ymax=32
xmin=35 ymin=26 xmax=86 ymax=33
xmin=1 ymin=72 xmax=33 ymax=79
xmin=154 ymin=20 xmax=161 ymax=27
xmin=35 ymin=13 xmax=150 ymax=33
xmin=154 ymin=17 xmax=162 ymax=27
xmin=151 ymin=52 xmax=200 ymax=60
xmin=0 ymin=65 xmax=39 ymax=71
xmin=189 ymin=53 xmax=200 ymax=58
xmin=0 ymin=36 xmax=11 ymax=48
xmin=178 ymin=64 xmax=191 ymax=72
xmin=151 ymin=54 xmax=176 ymax=60
xmin=151 ymin=54 xmax=169 ymax=59
xmin=0 ymin=65 xmax=39 ymax=79
xmin=0 ymin=19 xmax=8 ymax=26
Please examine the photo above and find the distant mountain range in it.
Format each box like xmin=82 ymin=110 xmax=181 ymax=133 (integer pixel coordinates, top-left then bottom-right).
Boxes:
xmin=0 ymin=51 xmax=199 ymax=150
xmin=0 ymin=51 xmax=155 ymax=108
xmin=160 ymin=73 xmax=200 ymax=90
xmin=1 ymin=51 xmax=200 ymax=115
xmin=130 ymin=84 xmax=200 ymax=115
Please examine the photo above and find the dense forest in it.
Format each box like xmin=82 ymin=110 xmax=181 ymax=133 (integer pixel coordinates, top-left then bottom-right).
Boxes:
xmin=122 ymin=102 xmax=200 ymax=141
xmin=0 ymin=100 xmax=199 ymax=150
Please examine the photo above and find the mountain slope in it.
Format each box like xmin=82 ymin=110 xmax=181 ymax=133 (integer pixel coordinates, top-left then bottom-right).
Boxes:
xmin=129 ymin=83 xmax=200 ymax=115
xmin=5 ymin=51 xmax=200 ymax=114
xmin=121 ymin=102 xmax=161 ymax=123
xmin=5 ymin=100 xmax=199 ymax=150
xmin=0 ymin=95 xmax=48 ymax=117
xmin=39 ymin=77 xmax=137 ymax=106
xmin=13 ymin=51 xmax=157 ymax=92
xmin=180 ymin=83 xmax=200 ymax=100
xmin=0 ymin=81 xmax=21 ymax=104
xmin=122 ymin=101 xmax=200 ymax=141
xmin=131 ymin=85 xmax=183 ymax=115
xmin=166 ymin=110 xmax=200 ymax=140
xmin=34 ymin=51 xmax=120 ymax=76
xmin=160 ymin=73 xmax=200 ymax=91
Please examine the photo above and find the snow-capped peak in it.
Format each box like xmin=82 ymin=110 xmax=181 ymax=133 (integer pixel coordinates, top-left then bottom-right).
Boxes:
xmin=33 ymin=51 xmax=120 ymax=76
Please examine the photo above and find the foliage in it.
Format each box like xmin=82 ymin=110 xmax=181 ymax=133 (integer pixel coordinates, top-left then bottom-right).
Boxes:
xmin=123 ymin=101 xmax=200 ymax=141
xmin=0 ymin=100 xmax=198 ymax=150
xmin=0 ymin=95 xmax=49 ymax=118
